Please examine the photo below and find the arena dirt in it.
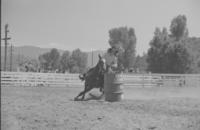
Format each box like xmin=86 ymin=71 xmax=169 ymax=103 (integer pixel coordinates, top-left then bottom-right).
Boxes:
xmin=1 ymin=86 xmax=200 ymax=130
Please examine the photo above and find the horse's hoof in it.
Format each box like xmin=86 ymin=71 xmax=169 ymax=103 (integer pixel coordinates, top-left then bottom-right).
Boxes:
xmin=74 ymin=97 xmax=84 ymax=101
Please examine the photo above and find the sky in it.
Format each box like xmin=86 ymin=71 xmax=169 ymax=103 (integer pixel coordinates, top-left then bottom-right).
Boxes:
xmin=2 ymin=0 xmax=200 ymax=55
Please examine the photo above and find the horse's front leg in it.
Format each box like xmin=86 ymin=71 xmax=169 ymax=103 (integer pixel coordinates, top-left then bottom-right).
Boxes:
xmin=74 ymin=90 xmax=85 ymax=100
xmin=100 ymin=86 xmax=105 ymax=95
xmin=99 ymin=80 xmax=104 ymax=93
xmin=81 ymin=93 xmax=85 ymax=100
xmin=81 ymin=86 xmax=92 ymax=100
xmin=74 ymin=85 xmax=92 ymax=100
xmin=99 ymin=87 xmax=104 ymax=93
xmin=74 ymin=85 xmax=86 ymax=100
xmin=99 ymin=86 xmax=105 ymax=99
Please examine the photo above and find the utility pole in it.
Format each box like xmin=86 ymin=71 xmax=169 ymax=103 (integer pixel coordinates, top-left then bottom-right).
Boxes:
xmin=2 ymin=24 xmax=11 ymax=71
xmin=10 ymin=44 xmax=13 ymax=71
xmin=92 ymin=50 xmax=94 ymax=67
xmin=18 ymin=53 xmax=20 ymax=65
xmin=17 ymin=52 xmax=21 ymax=72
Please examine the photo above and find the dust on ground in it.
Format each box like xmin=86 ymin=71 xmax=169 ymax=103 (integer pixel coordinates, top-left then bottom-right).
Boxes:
xmin=1 ymin=86 xmax=200 ymax=130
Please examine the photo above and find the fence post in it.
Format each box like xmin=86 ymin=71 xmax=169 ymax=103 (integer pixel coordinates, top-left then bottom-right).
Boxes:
xmin=142 ymin=74 xmax=144 ymax=88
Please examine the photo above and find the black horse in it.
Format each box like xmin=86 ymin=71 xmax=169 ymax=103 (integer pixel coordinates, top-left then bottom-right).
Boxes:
xmin=74 ymin=55 xmax=106 ymax=100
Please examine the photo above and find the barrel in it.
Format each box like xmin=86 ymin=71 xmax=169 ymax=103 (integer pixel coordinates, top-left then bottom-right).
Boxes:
xmin=104 ymin=73 xmax=124 ymax=102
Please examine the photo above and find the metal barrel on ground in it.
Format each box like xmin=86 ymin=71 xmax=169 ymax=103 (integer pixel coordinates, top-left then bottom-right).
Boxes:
xmin=104 ymin=73 xmax=124 ymax=102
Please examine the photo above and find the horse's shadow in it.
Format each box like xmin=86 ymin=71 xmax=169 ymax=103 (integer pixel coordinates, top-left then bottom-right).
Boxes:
xmin=73 ymin=93 xmax=104 ymax=101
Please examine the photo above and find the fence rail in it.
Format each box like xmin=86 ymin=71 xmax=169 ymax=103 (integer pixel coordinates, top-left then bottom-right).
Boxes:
xmin=1 ymin=71 xmax=200 ymax=87
xmin=1 ymin=71 xmax=82 ymax=87
xmin=118 ymin=73 xmax=200 ymax=87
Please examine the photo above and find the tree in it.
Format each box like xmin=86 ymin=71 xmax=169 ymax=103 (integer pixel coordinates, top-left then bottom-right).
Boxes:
xmin=70 ymin=65 xmax=80 ymax=73
xmin=49 ymin=48 xmax=60 ymax=70
xmin=182 ymin=37 xmax=200 ymax=73
xmin=134 ymin=54 xmax=148 ymax=73
xmin=60 ymin=50 xmax=70 ymax=72
xmin=18 ymin=58 xmax=39 ymax=72
xmin=39 ymin=52 xmax=50 ymax=71
xmin=147 ymin=15 xmax=192 ymax=73
xmin=108 ymin=27 xmax=136 ymax=69
xmin=70 ymin=49 xmax=87 ymax=73
xmin=170 ymin=15 xmax=188 ymax=41
xmin=38 ymin=48 xmax=60 ymax=71
xmin=165 ymin=42 xmax=192 ymax=73
xmin=147 ymin=27 xmax=170 ymax=73
xmin=68 ymin=58 xmax=77 ymax=73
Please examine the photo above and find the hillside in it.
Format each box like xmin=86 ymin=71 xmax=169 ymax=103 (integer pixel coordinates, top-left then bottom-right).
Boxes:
xmin=1 ymin=45 xmax=64 ymax=59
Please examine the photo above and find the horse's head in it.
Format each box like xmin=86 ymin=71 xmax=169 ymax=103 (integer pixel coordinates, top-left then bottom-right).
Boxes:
xmin=97 ymin=54 xmax=106 ymax=74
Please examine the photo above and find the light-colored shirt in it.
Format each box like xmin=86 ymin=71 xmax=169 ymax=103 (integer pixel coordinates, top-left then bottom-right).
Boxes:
xmin=103 ymin=52 xmax=118 ymax=67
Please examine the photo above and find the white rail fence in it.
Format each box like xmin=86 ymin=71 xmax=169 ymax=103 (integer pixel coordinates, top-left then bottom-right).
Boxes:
xmin=119 ymin=73 xmax=200 ymax=87
xmin=1 ymin=72 xmax=82 ymax=87
xmin=1 ymin=71 xmax=200 ymax=87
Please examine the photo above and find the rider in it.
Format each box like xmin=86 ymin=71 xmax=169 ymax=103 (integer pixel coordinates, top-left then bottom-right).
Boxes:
xmin=103 ymin=46 xmax=119 ymax=73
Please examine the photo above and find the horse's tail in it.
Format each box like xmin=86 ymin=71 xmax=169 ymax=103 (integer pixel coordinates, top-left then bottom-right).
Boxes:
xmin=79 ymin=74 xmax=86 ymax=81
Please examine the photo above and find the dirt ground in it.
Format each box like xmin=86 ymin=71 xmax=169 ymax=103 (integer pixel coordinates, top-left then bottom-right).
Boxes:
xmin=1 ymin=86 xmax=200 ymax=130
